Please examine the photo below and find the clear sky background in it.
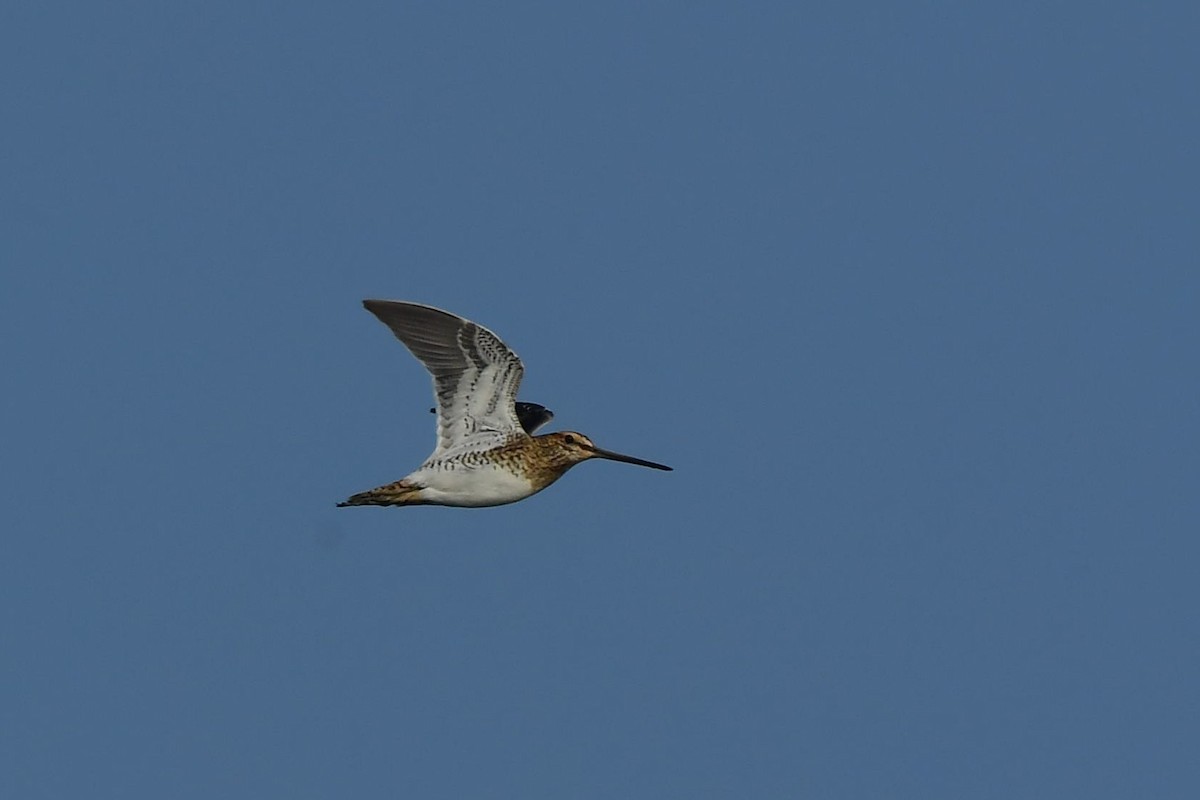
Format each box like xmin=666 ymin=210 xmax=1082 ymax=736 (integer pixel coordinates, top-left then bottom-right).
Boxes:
xmin=3 ymin=2 xmax=1197 ymax=798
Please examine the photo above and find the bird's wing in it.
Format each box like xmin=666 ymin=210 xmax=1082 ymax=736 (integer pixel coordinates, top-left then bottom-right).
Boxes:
xmin=514 ymin=402 xmax=554 ymax=434
xmin=363 ymin=300 xmax=526 ymax=455
xmin=429 ymin=401 xmax=554 ymax=435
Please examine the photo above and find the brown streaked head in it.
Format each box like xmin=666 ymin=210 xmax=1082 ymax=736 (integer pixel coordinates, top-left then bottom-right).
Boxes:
xmin=544 ymin=431 xmax=673 ymax=471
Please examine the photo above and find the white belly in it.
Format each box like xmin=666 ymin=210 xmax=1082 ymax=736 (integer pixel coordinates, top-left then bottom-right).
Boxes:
xmin=408 ymin=463 xmax=539 ymax=508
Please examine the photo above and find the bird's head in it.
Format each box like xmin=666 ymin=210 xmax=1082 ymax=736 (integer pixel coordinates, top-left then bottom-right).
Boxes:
xmin=542 ymin=431 xmax=673 ymax=471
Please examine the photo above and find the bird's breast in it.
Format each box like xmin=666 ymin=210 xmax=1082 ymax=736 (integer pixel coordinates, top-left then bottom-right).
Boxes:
xmin=408 ymin=461 xmax=543 ymax=508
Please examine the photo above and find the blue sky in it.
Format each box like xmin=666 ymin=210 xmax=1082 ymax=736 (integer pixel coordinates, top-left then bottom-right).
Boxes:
xmin=3 ymin=2 xmax=1197 ymax=797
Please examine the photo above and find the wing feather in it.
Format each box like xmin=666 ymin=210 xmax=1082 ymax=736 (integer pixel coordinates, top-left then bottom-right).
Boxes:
xmin=362 ymin=300 xmax=526 ymax=455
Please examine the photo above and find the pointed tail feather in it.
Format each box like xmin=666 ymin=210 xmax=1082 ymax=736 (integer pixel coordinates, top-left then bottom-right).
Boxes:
xmin=337 ymin=480 xmax=425 ymax=507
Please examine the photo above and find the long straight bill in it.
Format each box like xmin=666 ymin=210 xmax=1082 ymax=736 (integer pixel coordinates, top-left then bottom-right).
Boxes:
xmin=589 ymin=446 xmax=673 ymax=471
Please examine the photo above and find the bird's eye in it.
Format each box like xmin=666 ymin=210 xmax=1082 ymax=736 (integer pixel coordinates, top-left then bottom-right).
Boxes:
xmin=564 ymin=435 xmax=575 ymax=445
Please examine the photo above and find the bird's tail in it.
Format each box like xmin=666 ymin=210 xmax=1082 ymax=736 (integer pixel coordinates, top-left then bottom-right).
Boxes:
xmin=337 ymin=479 xmax=426 ymax=507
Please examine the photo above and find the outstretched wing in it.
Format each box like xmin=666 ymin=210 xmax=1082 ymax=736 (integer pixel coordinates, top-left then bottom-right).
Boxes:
xmin=514 ymin=401 xmax=554 ymax=434
xmin=428 ymin=401 xmax=554 ymax=435
xmin=363 ymin=300 xmax=525 ymax=455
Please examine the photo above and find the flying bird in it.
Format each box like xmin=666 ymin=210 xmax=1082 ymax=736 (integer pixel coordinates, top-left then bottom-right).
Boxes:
xmin=338 ymin=300 xmax=672 ymax=508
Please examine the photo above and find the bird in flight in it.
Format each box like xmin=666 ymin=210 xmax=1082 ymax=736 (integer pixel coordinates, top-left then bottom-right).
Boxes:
xmin=338 ymin=300 xmax=672 ymax=508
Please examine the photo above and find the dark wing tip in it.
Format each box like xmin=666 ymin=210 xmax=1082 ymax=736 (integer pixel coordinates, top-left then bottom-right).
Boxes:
xmin=515 ymin=402 xmax=554 ymax=434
